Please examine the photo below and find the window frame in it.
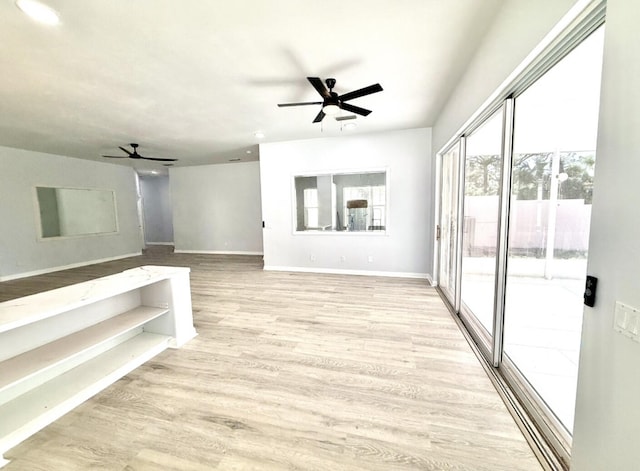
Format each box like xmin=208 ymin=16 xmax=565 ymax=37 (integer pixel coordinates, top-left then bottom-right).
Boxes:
xmin=291 ymin=168 xmax=390 ymax=236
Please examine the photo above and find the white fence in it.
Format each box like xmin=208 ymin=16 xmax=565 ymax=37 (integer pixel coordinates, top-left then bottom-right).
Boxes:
xmin=463 ymin=196 xmax=591 ymax=256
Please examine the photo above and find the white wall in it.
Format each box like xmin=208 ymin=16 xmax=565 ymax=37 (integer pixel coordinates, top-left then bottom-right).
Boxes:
xmin=0 ymin=146 xmax=142 ymax=280
xmin=170 ymin=161 xmax=263 ymax=254
xmin=570 ymin=0 xmax=640 ymax=469
xmin=139 ymin=175 xmax=174 ymax=244
xmin=259 ymin=128 xmax=432 ymax=278
xmin=432 ymin=0 xmax=577 ymax=153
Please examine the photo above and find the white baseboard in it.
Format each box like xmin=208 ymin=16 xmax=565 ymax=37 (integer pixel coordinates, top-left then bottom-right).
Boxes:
xmin=145 ymin=242 xmax=174 ymax=246
xmin=0 ymin=252 xmax=142 ymax=282
xmin=174 ymin=249 xmax=264 ymax=256
xmin=264 ymin=265 xmax=432 ymax=282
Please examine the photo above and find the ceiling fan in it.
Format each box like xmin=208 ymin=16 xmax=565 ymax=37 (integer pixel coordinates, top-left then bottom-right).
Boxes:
xmin=102 ymin=143 xmax=177 ymax=162
xmin=278 ymin=77 xmax=383 ymax=123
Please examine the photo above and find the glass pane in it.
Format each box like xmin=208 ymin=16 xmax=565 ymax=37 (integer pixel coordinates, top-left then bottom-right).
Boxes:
xmin=460 ymin=109 xmax=504 ymax=335
xmin=304 ymin=188 xmax=318 ymax=206
xmin=341 ymin=182 xmax=386 ymax=231
xmin=305 ymin=208 xmax=318 ymax=228
xmin=438 ymin=144 xmax=460 ymax=300
xmin=36 ymin=186 xmax=118 ymax=238
xmin=372 ymin=186 xmax=385 ymax=205
xmin=295 ymin=172 xmax=386 ymax=232
xmin=503 ymin=27 xmax=604 ymax=433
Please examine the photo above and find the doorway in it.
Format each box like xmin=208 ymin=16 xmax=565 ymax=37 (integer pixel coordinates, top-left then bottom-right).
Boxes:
xmin=137 ymin=173 xmax=175 ymax=247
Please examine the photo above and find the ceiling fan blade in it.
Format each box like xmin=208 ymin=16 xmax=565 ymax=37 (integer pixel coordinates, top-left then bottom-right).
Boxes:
xmin=277 ymin=101 xmax=323 ymax=107
xmin=139 ymin=156 xmax=178 ymax=162
xmin=335 ymin=115 xmax=357 ymax=121
xmin=118 ymin=146 xmax=134 ymax=156
xmin=312 ymin=109 xmax=326 ymax=123
xmin=102 ymin=155 xmax=128 ymax=159
xmin=340 ymin=103 xmax=372 ymax=116
xmin=339 ymin=83 xmax=383 ymax=102
xmin=307 ymin=77 xmax=330 ymax=99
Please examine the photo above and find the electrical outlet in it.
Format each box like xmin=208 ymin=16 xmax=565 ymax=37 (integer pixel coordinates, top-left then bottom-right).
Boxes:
xmin=310 ymin=254 xmax=316 ymax=262
xmin=340 ymin=255 xmax=346 ymax=262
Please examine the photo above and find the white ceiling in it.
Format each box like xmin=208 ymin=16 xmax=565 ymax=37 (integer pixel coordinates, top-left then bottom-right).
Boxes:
xmin=0 ymin=0 xmax=502 ymax=171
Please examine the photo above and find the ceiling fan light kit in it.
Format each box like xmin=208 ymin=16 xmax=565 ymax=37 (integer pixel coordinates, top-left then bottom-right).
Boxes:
xmin=322 ymin=104 xmax=340 ymax=116
xmin=278 ymin=77 xmax=383 ymax=123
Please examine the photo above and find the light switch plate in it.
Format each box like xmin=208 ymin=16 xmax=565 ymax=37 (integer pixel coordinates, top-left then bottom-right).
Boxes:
xmin=628 ymin=313 xmax=640 ymax=339
xmin=614 ymin=301 xmax=640 ymax=339
xmin=614 ymin=301 xmax=628 ymax=333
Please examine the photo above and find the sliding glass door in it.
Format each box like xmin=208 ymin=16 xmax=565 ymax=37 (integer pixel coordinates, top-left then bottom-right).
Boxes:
xmin=459 ymin=109 xmax=504 ymax=344
xmin=438 ymin=144 xmax=460 ymax=305
xmin=435 ymin=22 xmax=605 ymax=462
xmin=502 ymin=27 xmax=604 ymax=435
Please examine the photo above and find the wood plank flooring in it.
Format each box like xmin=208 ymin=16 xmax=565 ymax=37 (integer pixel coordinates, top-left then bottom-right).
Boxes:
xmin=0 ymin=247 xmax=543 ymax=470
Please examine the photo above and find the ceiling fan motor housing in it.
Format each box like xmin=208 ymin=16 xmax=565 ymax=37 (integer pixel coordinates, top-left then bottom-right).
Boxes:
xmin=325 ymin=92 xmax=340 ymax=107
xmin=101 ymin=143 xmax=178 ymax=162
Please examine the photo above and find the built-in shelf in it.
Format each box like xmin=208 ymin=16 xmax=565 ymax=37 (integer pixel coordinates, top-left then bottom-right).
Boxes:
xmin=0 ymin=332 xmax=170 ymax=459
xmin=0 ymin=265 xmax=197 ymax=467
xmin=0 ymin=306 xmax=169 ymax=405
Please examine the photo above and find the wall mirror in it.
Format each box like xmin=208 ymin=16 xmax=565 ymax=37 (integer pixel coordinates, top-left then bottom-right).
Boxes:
xmin=294 ymin=171 xmax=386 ymax=233
xmin=35 ymin=186 xmax=118 ymax=239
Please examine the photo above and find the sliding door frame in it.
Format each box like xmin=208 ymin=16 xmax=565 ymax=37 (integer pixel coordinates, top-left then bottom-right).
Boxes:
xmin=453 ymin=137 xmax=466 ymax=314
xmin=435 ymin=141 xmax=461 ymax=307
xmin=433 ymin=2 xmax=606 ymax=469
xmin=492 ymin=97 xmax=514 ymax=368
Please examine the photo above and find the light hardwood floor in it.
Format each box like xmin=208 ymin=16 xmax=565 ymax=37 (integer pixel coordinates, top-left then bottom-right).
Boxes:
xmin=0 ymin=248 xmax=543 ymax=470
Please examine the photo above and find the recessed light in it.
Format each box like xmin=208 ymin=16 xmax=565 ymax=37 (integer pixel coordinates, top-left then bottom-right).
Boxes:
xmin=254 ymin=131 xmax=265 ymax=139
xmin=16 ymin=0 xmax=60 ymax=25
xmin=246 ymin=150 xmax=252 ymax=154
